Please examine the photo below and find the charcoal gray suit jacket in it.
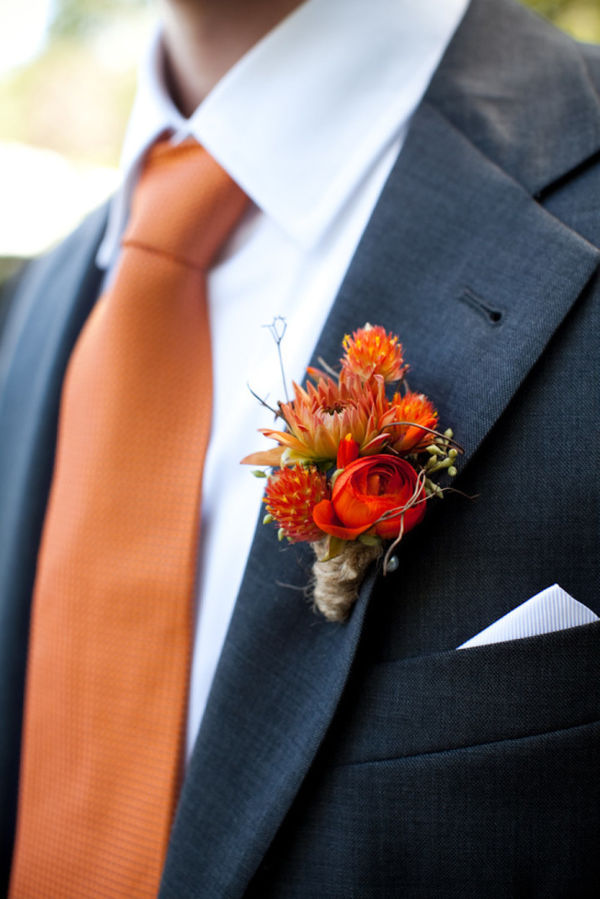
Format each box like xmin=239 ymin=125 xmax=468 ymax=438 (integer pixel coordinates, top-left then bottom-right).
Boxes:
xmin=1 ymin=0 xmax=599 ymax=895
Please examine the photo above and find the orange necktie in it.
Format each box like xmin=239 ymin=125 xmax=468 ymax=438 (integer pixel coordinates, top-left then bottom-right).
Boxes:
xmin=10 ymin=139 xmax=249 ymax=898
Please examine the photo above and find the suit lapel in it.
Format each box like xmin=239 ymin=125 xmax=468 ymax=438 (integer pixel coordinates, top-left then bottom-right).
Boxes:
xmin=311 ymin=98 xmax=600 ymax=478
xmin=163 ymin=3 xmax=600 ymax=894
xmin=0 ymin=206 xmax=106 ymax=882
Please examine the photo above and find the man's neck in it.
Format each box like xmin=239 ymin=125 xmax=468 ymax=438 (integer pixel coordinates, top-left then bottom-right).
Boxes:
xmin=159 ymin=0 xmax=305 ymax=116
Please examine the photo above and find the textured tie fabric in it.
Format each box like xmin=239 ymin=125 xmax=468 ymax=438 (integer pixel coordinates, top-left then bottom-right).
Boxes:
xmin=10 ymin=139 xmax=249 ymax=898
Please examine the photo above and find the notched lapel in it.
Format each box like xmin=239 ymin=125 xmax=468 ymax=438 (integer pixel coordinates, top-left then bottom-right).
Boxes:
xmin=426 ymin=0 xmax=600 ymax=198
xmin=311 ymin=99 xmax=600 ymax=477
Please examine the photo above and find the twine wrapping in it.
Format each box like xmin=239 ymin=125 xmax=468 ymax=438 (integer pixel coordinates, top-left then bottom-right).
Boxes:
xmin=311 ymin=539 xmax=383 ymax=622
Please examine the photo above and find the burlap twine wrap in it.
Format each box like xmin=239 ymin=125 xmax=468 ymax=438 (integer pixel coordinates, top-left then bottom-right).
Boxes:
xmin=311 ymin=539 xmax=383 ymax=622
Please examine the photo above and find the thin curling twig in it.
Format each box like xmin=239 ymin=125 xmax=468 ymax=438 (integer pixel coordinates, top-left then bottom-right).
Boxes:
xmin=263 ymin=316 xmax=289 ymax=404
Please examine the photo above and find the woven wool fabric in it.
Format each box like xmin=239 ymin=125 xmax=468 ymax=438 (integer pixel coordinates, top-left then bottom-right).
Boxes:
xmin=10 ymin=140 xmax=248 ymax=898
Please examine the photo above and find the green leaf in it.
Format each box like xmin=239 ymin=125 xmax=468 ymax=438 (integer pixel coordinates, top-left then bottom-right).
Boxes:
xmin=318 ymin=536 xmax=346 ymax=562
xmin=358 ymin=533 xmax=381 ymax=547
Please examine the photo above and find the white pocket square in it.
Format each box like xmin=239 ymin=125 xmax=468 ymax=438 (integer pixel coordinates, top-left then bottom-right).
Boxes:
xmin=457 ymin=584 xmax=598 ymax=650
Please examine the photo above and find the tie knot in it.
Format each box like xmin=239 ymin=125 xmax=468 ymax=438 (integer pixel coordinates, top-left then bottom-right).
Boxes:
xmin=123 ymin=138 xmax=249 ymax=270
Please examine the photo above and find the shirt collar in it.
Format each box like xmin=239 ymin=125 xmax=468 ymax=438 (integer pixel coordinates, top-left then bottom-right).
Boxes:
xmin=97 ymin=0 xmax=468 ymax=269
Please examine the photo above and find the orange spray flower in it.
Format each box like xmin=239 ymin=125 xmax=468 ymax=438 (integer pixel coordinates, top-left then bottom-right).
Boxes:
xmin=264 ymin=465 xmax=330 ymax=542
xmin=261 ymin=373 xmax=390 ymax=464
xmin=341 ymin=323 xmax=407 ymax=383
xmin=381 ymin=391 xmax=438 ymax=453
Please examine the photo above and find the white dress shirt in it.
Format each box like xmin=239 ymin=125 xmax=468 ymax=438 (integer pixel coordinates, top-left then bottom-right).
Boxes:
xmin=97 ymin=0 xmax=468 ymax=759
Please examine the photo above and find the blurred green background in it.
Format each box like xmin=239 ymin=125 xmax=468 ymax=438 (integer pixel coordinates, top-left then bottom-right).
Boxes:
xmin=0 ymin=0 xmax=599 ymax=275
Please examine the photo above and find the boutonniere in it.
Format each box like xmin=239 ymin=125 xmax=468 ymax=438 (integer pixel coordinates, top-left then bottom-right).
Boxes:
xmin=242 ymin=323 xmax=461 ymax=622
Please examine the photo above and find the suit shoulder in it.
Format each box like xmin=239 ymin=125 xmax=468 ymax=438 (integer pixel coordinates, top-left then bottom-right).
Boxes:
xmin=0 ymin=204 xmax=107 ymax=399
xmin=0 ymin=204 xmax=108 ymax=359
xmin=14 ymin=202 xmax=108 ymax=301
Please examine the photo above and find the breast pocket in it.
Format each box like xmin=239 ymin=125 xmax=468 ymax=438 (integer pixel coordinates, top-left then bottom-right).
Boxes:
xmin=331 ymin=619 xmax=600 ymax=766
xmin=254 ymin=622 xmax=600 ymax=898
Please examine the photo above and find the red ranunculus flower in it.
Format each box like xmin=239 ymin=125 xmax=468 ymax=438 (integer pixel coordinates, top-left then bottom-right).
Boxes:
xmin=313 ymin=455 xmax=426 ymax=540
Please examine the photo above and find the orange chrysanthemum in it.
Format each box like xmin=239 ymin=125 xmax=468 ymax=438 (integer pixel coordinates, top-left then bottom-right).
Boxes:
xmin=261 ymin=373 xmax=390 ymax=464
xmin=341 ymin=323 xmax=407 ymax=383
xmin=381 ymin=391 xmax=438 ymax=453
xmin=264 ymin=465 xmax=329 ymax=542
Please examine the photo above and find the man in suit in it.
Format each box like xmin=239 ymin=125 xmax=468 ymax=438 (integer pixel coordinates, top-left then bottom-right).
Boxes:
xmin=1 ymin=0 xmax=599 ymax=894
